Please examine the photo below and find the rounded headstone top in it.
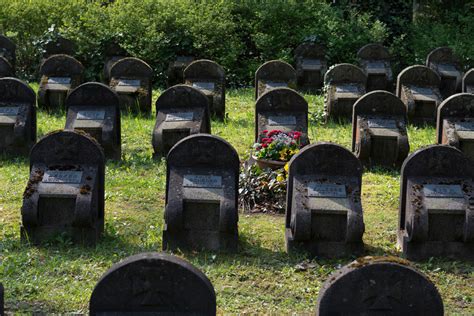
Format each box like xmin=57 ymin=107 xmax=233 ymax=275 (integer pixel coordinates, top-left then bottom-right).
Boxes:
xmin=463 ymin=68 xmax=474 ymax=89
xmin=437 ymin=93 xmax=474 ymax=141
xmin=324 ymin=63 xmax=366 ymax=85
xmin=43 ymin=36 xmax=76 ymax=58
xmin=0 ymin=77 xmax=36 ymax=104
xmin=66 ymin=82 xmax=119 ymax=109
xmin=353 ymin=90 xmax=406 ymax=117
xmin=110 ymin=57 xmax=153 ymax=78
xmin=89 ymin=252 xmax=216 ymax=315
xmin=316 ymin=256 xmax=444 ymax=316
xmin=39 ymin=54 xmax=84 ymax=76
xmin=256 ymin=87 xmax=308 ymax=112
xmin=357 ymin=43 xmax=390 ymax=60
xmin=156 ymin=84 xmax=209 ymax=111
xmin=397 ymin=65 xmax=440 ymax=88
xmin=104 ymin=41 xmax=129 ymax=58
xmin=255 ymin=60 xmax=296 ymax=81
xmin=0 ymin=34 xmax=16 ymax=53
xmin=426 ymin=46 xmax=460 ymax=66
xmin=184 ymin=59 xmax=225 ymax=80
xmin=294 ymin=42 xmax=326 ymax=59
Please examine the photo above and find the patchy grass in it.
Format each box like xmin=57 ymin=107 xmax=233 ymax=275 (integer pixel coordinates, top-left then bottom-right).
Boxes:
xmin=0 ymin=87 xmax=472 ymax=314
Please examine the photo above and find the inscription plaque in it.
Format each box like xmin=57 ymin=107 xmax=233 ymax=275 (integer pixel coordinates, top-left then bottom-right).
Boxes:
xmin=268 ymin=115 xmax=296 ymax=126
xmin=336 ymin=85 xmax=359 ymax=93
xmin=411 ymin=86 xmax=435 ymax=96
xmin=193 ymin=82 xmax=215 ymax=91
xmin=0 ymin=106 xmax=19 ymax=116
xmin=117 ymin=79 xmax=141 ymax=87
xmin=367 ymin=61 xmax=385 ymax=70
xmin=437 ymin=64 xmax=458 ymax=76
xmin=367 ymin=118 xmax=397 ymax=129
xmin=48 ymin=77 xmax=71 ymax=85
xmin=183 ymin=175 xmax=222 ymax=188
xmin=265 ymin=81 xmax=288 ymax=89
xmin=77 ymin=110 xmax=106 ymax=120
xmin=423 ymin=184 xmax=464 ymax=198
xmin=42 ymin=170 xmax=83 ymax=184
xmin=308 ymin=183 xmax=347 ymax=198
xmin=302 ymin=59 xmax=322 ymax=70
xmin=165 ymin=112 xmax=194 ymax=122
xmin=455 ymin=121 xmax=474 ymax=131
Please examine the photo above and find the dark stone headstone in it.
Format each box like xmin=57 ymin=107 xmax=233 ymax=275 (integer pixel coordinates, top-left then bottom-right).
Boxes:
xmin=0 ymin=77 xmax=36 ymax=155
xmin=0 ymin=283 xmax=3 ymax=316
xmin=463 ymin=68 xmax=474 ymax=94
xmin=43 ymin=36 xmax=76 ymax=58
xmin=357 ymin=43 xmax=393 ymax=92
xmin=294 ymin=42 xmax=327 ymax=92
xmin=38 ymin=54 xmax=84 ymax=110
xmin=164 ymin=134 xmax=239 ymax=252
xmin=426 ymin=46 xmax=463 ymax=98
xmin=0 ymin=35 xmax=16 ymax=68
xmin=153 ymin=84 xmax=211 ymax=157
xmin=167 ymin=55 xmax=194 ymax=87
xmin=324 ymin=63 xmax=367 ymax=120
xmin=65 ymin=82 xmax=121 ymax=160
xmin=285 ymin=142 xmax=364 ymax=257
xmin=396 ymin=65 xmax=442 ymax=125
xmin=352 ymin=90 xmax=409 ymax=168
xmin=255 ymin=87 xmax=309 ymax=145
xmin=102 ymin=41 xmax=129 ymax=82
xmin=21 ymin=130 xmax=105 ymax=245
xmin=89 ymin=252 xmax=216 ymax=315
xmin=398 ymin=145 xmax=474 ymax=260
xmin=0 ymin=56 xmax=14 ymax=78
xmin=255 ymin=60 xmax=297 ymax=100
xmin=316 ymin=256 xmax=444 ymax=315
xmin=184 ymin=59 xmax=226 ymax=119
xmin=109 ymin=57 xmax=153 ymax=114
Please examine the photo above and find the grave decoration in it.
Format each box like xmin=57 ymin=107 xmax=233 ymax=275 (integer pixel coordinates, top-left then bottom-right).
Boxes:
xmin=0 ymin=55 xmax=14 ymax=78
xmin=184 ymin=59 xmax=226 ymax=119
xmin=38 ymin=54 xmax=84 ymax=110
xmin=167 ymin=55 xmax=194 ymax=87
xmin=398 ymin=145 xmax=474 ymax=260
xmin=152 ymin=84 xmax=211 ymax=157
xmin=42 ymin=36 xmax=76 ymax=59
xmin=426 ymin=46 xmax=463 ymax=98
xmin=357 ymin=43 xmax=393 ymax=91
xmin=0 ymin=77 xmax=37 ymax=154
xmin=0 ymin=35 xmax=15 ymax=68
xmin=21 ymin=130 xmax=105 ymax=245
xmin=396 ymin=65 xmax=442 ymax=124
xmin=463 ymin=68 xmax=474 ymax=93
xmin=324 ymin=63 xmax=366 ymax=120
xmin=316 ymin=256 xmax=444 ymax=315
xmin=164 ymin=134 xmax=239 ymax=252
xmin=285 ymin=142 xmax=364 ymax=257
xmin=253 ymin=130 xmax=304 ymax=170
xmin=294 ymin=42 xmax=327 ymax=91
xmin=352 ymin=90 xmax=409 ymax=168
xmin=89 ymin=252 xmax=216 ymax=315
xmin=65 ymin=82 xmax=121 ymax=160
xmin=255 ymin=60 xmax=297 ymax=100
xmin=102 ymin=41 xmax=129 ymax=82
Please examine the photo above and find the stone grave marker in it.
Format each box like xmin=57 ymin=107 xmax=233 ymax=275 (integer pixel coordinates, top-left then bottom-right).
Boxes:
xmin=357 ymin=43 xmax=393 ymax=91
xmin=102 ymin=41 xmax=129 ymax=82
xmin=164 ymin=134 xmax=239 ymax=252
xmin=0 ymin=56 xmax=14 ymax=78
xmin=463 ymin=68 xmax=474 ymax=93
xmin=398 ymin=145 xmax=474 ymax=260
xmin=426 ymin=46 xmax=463 ymax=98
xmin=294 ymin=42 xmax=327 ymax=91
xmin=255 ymin=87 xmax=309 ymax=145
xmin=184 ymin=59 xmax=226 ymax=119
xmin=89 ymin=252 xmax=216 ymax=315
xmin=0 ymin=77 xmax=37 ymax=155
xmin=167 ymin=55 xmax=194 ymax=87
xmin=152 ymin=84 xmax=211 ymax=156
xmin=352 ymin=90 xmax=409 ymax=168
xmin=0 ymin=283 xmax=3 ymax=316
xmin=0 ymin=35 xmax=16 ymax=69
xmin=396 ymin=65 xmax=442 ymax=124
xmin=38 ymin=54 xmax=84 ymax=110
xmin=21 ymin=130 xmax=105 ymax=245
xmin=285 ymin=142 xmax=364 ymax=257
xmin=255 ymin=60 xmax=297 ymax=99
xmin=316 ymin=256 xmax=444 ymax=315
xmin=43 ymin=36 xmax=76 ymax=59
xmin=65 ymin=82 xmax=121 ymax=160
xmin=324 ymin=63 xmax=367 ymax=120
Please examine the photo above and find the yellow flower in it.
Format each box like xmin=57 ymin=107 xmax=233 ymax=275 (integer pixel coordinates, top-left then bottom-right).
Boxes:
xmin=284 ymin=163 xmax=289 ymax=172
xmin=276 ymin=174 xmax=285 ymax=182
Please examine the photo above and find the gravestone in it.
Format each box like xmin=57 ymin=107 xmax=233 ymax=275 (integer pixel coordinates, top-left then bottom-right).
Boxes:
xmin=65 ymin=82 xmax=121 ymax=160
xmin=89 ymin=252 xmax=216 ymax=315
xmin=294 ymin=42 xmax=327 ymax=92
xmin=316 ymin=256 xmax=444 ymax=315
xmin=153 ymin=84 xmax=211 ymax=156
xmin=255 ymin=60 xmax=297 ymax=99
xmin=398 ymin=145 xmax=474 ymax=260
xmin=396 ymin=65 xmax=442 ymax=124
xmin=357 ymin=43 xmax=393 ymax=91
xmin=103 ymin=41 xmax=129 ymax=82
xmin=43 ymin=36 xmax=76 ymax=58
xmin=109 ymin=57 xmax=153 ymax=113
xmin=167 ymin=55 xmax=194 ymax=87
xmin=285 ymin=142 xmax=364 ymax=257
xmin=324 ymin=63 xmax=367 ymax=120
xmin=0 ymin=77 xmax=36 ymax=155
xmin=184 ymin=59 xmax=225 ymax=119
xmin=0 ymin=35 xmax=16 ymax=68
xmin=426 ymin=46 xmax=463 ymax=98
xmin=255 ymin=87 xmax=309 ymax=145
xmin=352 ymin=90 xmax=409 ymax=168
xmin=21 ymin=130 xmax=105 ymax=245
xmin=0 ymin=56 xmax=14 ymax=78
xmin=38 ymin=54 xmax=84 ymax=110
xmin=164 ymin=134 xmax=239 ymax=252
xmin=0 ymin=283 xmax=3 ymax=316
xmin=463 ymin=68 xmax=474 ymax=93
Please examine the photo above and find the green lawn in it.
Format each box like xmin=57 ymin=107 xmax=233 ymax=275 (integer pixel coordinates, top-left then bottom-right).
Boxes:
xmin=0 ymin=87 xmax=472 ymax=314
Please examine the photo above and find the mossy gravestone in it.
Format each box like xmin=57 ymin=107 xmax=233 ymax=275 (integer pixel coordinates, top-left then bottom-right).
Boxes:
xmin=426 ymin=46 xmax=463 ymax=98
xmin=357 ymin=43 xmax=393 ymax=92
xmin=0 ymin=283 xmax=3 ymax=316
xmin=294 ymin=42 xmax=327 ymax=92
xmin=255 ymin=60 xmax=297 ymax=100
xmin=463 ymin=68 xmax=474 ymax=94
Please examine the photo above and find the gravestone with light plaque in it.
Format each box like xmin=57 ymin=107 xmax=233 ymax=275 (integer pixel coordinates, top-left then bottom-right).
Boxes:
xmin=167 ymin=55 xmax=195 ymax=87
xmin=357 ymin=43 xmax=393 ymax=91
xmin=463 ymin=68 xmax=474 ymax=94
xmin=255 ymin=60 xmax=297 ymax=99
xmin=0 ymin=282 xmax=3 ymax=316
xmin=426 ymin=47 xmax=463 ymax=98
xmin=294 ymin=42 xmax=327 ymax=91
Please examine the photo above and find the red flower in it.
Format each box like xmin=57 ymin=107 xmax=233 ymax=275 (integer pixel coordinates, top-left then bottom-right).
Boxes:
xmin=262 ymin=143 xmax=268 ymax=148
xmin=262 ymin=137 xmax=272 ymax=143
xmin=262 ymin=130 xmax=268 ymax=134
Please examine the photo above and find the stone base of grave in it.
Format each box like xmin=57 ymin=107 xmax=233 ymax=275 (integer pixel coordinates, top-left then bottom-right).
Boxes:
xmin=116 ymin=92 xmax=150 ymax=114
xmin=285 ymin=228 xmax=364 ymax=258
xmin=20 ymin=222 xmax=103 ymax=246
xmin=163 ymin=229 xmax=238 ymax=252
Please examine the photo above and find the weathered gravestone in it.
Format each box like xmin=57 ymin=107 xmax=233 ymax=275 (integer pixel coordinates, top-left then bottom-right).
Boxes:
xmin=102 ymin=41 xmax=129 ymax=82
xmin=0 ymin=77 xmax=36 ymax=155
xmin=352 ymin=90 xmax=409 ymax=168
xmin=396 ymin=65 xmax=442 ymax=124
xmin=255 ymin=87 xmax=309 ymax=145
xmin=316 ymin=256 xmax=444 ymax=315
xmin=0 ymin=56 xmax=14 ymax=78
xmin=89 ymin=252 xmax=216 ymax=315
xmin=184 ymin=59 xmax=226 ymax=119
xmin=357 ymin=43 xmax=393 ymax=92
xmin=38 ymin=54 xmax=84 ymax=110
xmin=167 ymin=55 xmax=195 ymax=87
xmin=255 ymin=60 xmax=297 ymax=100
xmin=109 ymin=57 xmax=153 ymax=113
xmin=164 ymin=134 xmax=239 ymax=252
xmin=398 ymin=145 xmax=474 ymax=260
xmin=42 ymin=36 xmax=76 ymax=59
xmin=324 ymin=63 xmax=367 ymax=120
xmin=65 ymin=82 xmax=121 ymax=160
xmin=463 ymin=68 xmax=474 ymax=93
xmin=153 ymin=84 xmax=211 ymax=157
xmin=294 ymin=42 xmax=327 ymax=91
xmin=0 ymin=35 xmax=16 ymax=69
xmin=285 ymin=142 xmax=364 ymax=257
xmin=426 ymin=46 xmax=463 ymax=98
xmin=21 ymin=130 xmax=105 ymax=245
xmin=0 ymin=283 xmax=3 ymax=316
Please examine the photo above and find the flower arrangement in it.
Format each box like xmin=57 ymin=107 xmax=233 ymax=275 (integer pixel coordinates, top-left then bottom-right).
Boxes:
xmin=253 ymin=130 xmax=303 ymax=162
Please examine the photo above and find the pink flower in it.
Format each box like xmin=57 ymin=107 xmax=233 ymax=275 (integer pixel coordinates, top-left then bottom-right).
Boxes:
xmin=262 ymin=130 xmax=268 ymax=134
xmin=262 ymin=137 xmax=272 ymax=143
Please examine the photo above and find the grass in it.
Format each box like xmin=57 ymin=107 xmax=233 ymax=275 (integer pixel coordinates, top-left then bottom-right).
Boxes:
xmin=0 ymin=87 xmax=473 ymax=314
